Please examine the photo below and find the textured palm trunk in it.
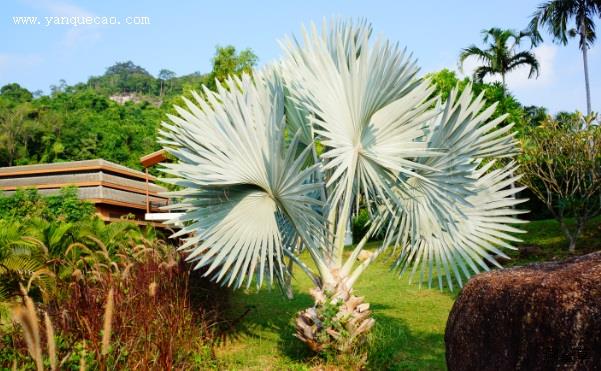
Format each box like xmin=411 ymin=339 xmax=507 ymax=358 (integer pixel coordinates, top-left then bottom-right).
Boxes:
xmin=582 ymin=41 xmax=592 ymax=116
xmin=294 ymin=270 xmax=375 ymax=353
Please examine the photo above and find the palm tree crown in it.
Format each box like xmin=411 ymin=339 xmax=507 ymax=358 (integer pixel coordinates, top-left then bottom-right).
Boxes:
xmin=161 ymin=19 xmax=525 ymax=292
xmin=528 ymin=0 xmax=601 ymax=114
xmin=159 ymin=19 xmax=527 ymax=352
xmin=459 ymin=27 xmax=540 ymax=87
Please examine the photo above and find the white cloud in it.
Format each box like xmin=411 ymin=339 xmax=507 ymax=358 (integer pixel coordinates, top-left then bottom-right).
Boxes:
xmin=21 ymin=0 xmax=94 ymax=17
xmin=21 ymin=0 xmax=101 ymax=49
xmin=61 ymin=27 xmax=102 ymax=48
xmin=458 ymin=43 xmax=558 ymax=91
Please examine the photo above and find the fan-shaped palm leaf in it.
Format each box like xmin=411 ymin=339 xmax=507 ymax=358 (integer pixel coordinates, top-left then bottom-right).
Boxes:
xmin=365 ymin=84 xmax=523 ymax=289
xmin=159 ymin=70 xmax=327 ymax=288
xmin=391 ymin=161 xmax=526 ymax=290
xmin=281 ymin=19 xmax=441 ymax=259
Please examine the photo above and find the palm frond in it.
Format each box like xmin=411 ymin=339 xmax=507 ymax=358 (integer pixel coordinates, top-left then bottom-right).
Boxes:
xmin=159 ymin=69 xmax=326 ymax=289
xmin=459 ymin=45 xmax=493 ymax=71
xmin=380 ymin=84 xmax=522 ymax=290
xmin=508 ymin=51 xmax=540 ymax=78
xmin=281 ymin=19 xmax=439 ymax=239
xmin=473 ymin=66 xmax=496 ymax=83
xmin=392 ymin=161 xmax=527 ymax=290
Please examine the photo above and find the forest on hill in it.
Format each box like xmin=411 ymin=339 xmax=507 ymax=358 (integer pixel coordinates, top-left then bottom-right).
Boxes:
xmin=0 ymin=46 xmax=257 ymax=171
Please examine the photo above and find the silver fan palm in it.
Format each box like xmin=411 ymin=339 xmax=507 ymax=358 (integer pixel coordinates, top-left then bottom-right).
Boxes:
xmin=159 ymin=18 xmax=526 ymax=353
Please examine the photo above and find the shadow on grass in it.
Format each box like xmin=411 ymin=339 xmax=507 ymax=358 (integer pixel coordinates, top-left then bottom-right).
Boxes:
xmin=221 ymin=290 xmax=447 ymax=370
xmin=217 ymin=287 xmax=315 ymax=362
xmin=367 ymin=303 xmax=447 ymax=370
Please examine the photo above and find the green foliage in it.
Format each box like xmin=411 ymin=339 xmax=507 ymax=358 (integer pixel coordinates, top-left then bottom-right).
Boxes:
xmin=45 ymin=187 xmax=95 ymax=222
xmin=0 ymin=188 xmax=44 ymax=219
xmin=315 ymin=296 xmax=347 ymax=347
xmin=206 ymin=45 xmax=258 ymax=90
xmin=0 ymin=89 xmax=164 ymax=169
xmin=0 ymin=187 xmax=94 ymax=223
xmin=0 ymin=45 xmax=257 ymax=170
xmin=518 ymin=113 xmax=601 ymax=251
xmin=0 ymin=83 xmax=33 ymax=103
xmin=352 ymin=209 xmax=370 ymax=242
xmin=426 ymin=69 xmax=530 ymax=134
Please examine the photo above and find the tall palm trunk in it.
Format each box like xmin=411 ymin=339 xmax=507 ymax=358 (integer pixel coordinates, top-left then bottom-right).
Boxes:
xmin=579 ymin=14 xmax=592 ymax=116
xmin=582 ymin=44 xmax=592 ymax=115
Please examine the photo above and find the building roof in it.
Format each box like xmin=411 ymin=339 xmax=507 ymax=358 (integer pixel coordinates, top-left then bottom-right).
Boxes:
xmin=0 ymin=159 xmax=155 ymax=181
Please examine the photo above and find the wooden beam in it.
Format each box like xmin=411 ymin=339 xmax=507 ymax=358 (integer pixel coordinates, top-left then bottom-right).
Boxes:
xmin=140 ymin=149 xmax=168 ymax=168
xmin=145 ymin=168 xmax=150 ymax=213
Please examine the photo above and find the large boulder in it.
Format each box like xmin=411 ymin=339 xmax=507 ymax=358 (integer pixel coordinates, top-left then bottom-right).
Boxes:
xmin=445 ymin=252 xmax=601 ymax=371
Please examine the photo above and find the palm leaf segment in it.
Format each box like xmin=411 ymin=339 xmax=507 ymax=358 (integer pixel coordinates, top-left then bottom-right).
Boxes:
xmin=159 ymin=70 xmax=325 ymax=289
xmin=383 ymin=85 xmax=526 ymax=289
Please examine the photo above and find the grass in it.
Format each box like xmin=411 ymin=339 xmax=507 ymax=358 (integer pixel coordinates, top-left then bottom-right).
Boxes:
xmin=214 ymin=216 xmax=601 ymax=370
xmin=505 ymin=215 xmax=601 ymax=266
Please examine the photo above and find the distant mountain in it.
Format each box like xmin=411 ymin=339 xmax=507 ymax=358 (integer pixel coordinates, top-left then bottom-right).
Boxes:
xmin=0 ymin=46 xmax=258 ymax=170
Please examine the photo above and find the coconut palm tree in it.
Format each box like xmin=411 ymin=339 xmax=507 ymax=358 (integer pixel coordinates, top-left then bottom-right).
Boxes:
xmin=159 ymin=19 xmax=526 ymax=354
xmin=459 ymin=27 xmax=540 ymax=89
xmin=528 ymin=0 xmax=601 ymax=115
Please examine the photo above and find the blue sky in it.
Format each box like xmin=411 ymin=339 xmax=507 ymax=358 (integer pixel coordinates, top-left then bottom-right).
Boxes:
xmin=1 ymin=0 xmax=599 ymax=113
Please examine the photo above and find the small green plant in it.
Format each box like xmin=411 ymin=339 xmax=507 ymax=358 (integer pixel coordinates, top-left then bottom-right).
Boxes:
xmin=0 ymin=187 xmax=94 ymax=223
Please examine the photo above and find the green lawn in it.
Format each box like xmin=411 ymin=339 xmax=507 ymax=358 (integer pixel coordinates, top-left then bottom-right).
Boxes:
xmin=215 ymin=216 xmax=601 ymax=370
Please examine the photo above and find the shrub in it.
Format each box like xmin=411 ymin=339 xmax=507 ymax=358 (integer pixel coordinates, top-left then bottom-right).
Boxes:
xmin=352 ymin=209 xmax=371 ymax=242
xmin=0 ymin=187 xmax=95 ymax=223
xmin=44 ymin=187 xmax=95 ymax=223
xmin=2 ymin=232 xmax=225 ymax=370
xmin=519 ymin=113 xmax=601 ymax=252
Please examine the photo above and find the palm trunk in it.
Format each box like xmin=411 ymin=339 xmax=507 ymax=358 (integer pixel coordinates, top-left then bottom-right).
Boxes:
xmin=582 ymin=46 xmax=592 ymax=116
xmin=295 ymin=270 xmax=374 ymax=354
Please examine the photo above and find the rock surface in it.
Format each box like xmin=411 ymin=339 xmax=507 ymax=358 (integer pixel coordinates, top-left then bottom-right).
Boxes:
xmin=445 ymin=252 xmax=601 ymax=371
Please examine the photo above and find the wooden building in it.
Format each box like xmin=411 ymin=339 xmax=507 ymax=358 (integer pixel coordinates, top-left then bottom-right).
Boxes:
xmin=0 ymin=159 xmax=169 ymax=224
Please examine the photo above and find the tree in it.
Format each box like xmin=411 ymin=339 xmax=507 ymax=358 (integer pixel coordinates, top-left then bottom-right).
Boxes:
xmin=0 ymin=83 xmax=33 ymax=103
xmin=206 ymin=45 xmax=257 ymax=89
xmin=158 ymin=69 xmax=176 ymax=97
xmin=160 ymin=20 xmax=525 ymax=356
xmin=0 ymin=103 xmax=32 ymax=166
xmin=529 ymin=0 xmax=601 ymax=115
xmin=519 ymin=113 xmax=601 ymax=252
xmin=428 ymin=70 xmax=531 ymax=136
xmin=459 ymin=28 xmax=540 ymax=89
xmin=50 ymin=79 xmax=67 ymax=95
